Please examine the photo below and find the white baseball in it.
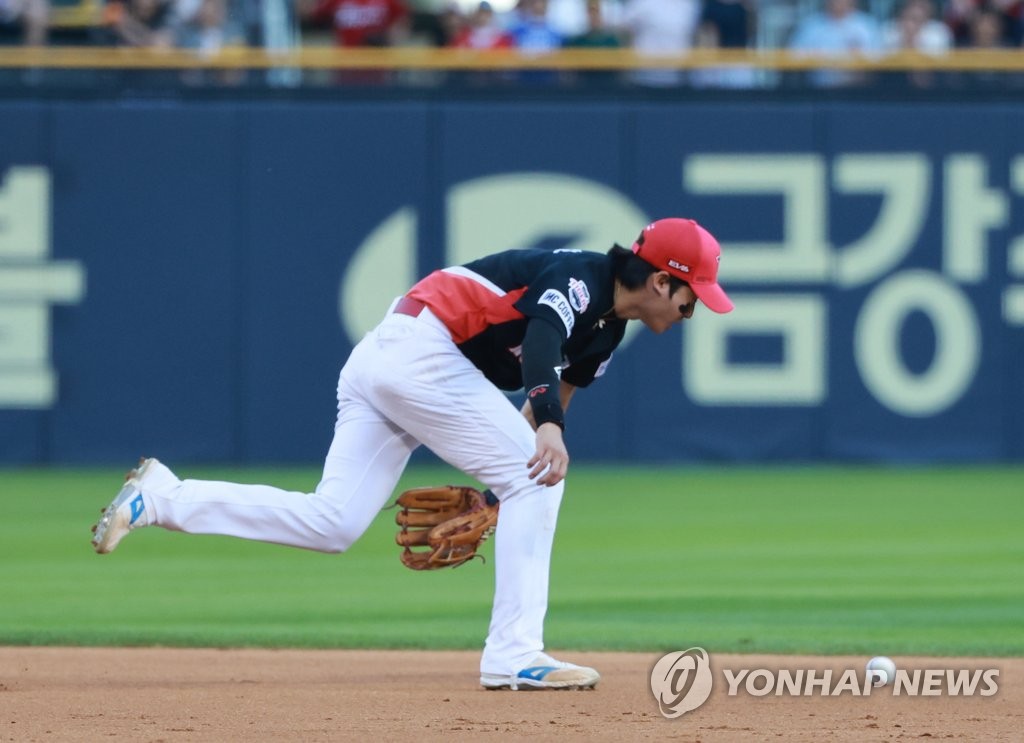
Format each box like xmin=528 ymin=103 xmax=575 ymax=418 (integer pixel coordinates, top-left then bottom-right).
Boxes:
xmin=866 ymin=656 xmax=898 ymax=686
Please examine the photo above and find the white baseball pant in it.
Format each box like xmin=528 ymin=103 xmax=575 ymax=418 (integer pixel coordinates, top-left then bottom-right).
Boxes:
xmin=137 ymin=301 xmax=564 ymax=676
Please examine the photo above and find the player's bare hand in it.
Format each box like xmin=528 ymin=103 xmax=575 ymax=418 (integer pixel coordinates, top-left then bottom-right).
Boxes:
xmin=527 ymin=422 xmax=569 ymax=487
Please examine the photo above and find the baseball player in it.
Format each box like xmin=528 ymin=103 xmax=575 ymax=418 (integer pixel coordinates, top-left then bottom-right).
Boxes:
xmin=92 ymin=217 xmax=733 ymax=690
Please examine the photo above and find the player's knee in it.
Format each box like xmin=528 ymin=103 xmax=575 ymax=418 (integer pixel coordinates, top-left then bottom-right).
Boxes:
xmin=317 ymin=528 xmax=354 ymax=554
xmin=316 ymin=517 xmax=363 ymax=554
xmin=489 ymin=475 xmax=564 ymax=503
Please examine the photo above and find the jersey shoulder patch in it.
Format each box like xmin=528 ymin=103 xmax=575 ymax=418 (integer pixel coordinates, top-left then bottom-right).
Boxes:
xmin=537 ymin=289 xmax=575 ymax=334
xmin=567 ymin=277 xmax=590 ymax=313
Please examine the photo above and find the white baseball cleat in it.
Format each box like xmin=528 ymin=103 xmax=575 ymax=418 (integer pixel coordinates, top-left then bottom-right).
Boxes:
xmin=90 ymin=457 xmax=157 ymax=554
xmin=481 ymin=653 xmax=600 ymax=690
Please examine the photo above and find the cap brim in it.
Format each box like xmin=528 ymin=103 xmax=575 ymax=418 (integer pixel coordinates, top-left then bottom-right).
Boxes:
xmin=692 ymin=282 xmax=734 ymax=314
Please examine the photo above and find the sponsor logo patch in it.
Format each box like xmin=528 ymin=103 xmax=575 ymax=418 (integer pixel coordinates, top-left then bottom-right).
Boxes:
xmin=668 ymin=259 xmax=691 ymax=273
xmin=527 ymin=384 xmax=550 ymax=398
xmin=568 ymin=277 xmax=590 ymax=313
xmin=538 ymin=289 xmax=575 ymax=334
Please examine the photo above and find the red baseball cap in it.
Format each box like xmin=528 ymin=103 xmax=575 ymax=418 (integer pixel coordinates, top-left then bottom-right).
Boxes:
xmin=631 ymin=218 xmax=734 ymax=314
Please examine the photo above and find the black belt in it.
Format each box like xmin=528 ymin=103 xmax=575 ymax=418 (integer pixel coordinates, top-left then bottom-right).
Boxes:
xmin=393 ymin=296 xmax=426 ymax=318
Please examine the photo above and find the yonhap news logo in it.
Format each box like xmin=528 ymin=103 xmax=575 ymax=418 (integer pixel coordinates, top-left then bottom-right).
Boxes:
xmin=650 ymin=649 xmax=1000 ymax=718
xmin=649 ymin=648 xmax=714 ymax=718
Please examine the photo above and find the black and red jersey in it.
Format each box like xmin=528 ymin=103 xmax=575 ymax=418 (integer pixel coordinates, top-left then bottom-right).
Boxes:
xmin=406 ymin=248 xmax=627 ymax=401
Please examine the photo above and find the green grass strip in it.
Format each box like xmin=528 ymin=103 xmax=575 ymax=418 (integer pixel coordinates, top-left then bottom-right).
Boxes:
xmin=1 ymin=464 xmax=1020 ymax=656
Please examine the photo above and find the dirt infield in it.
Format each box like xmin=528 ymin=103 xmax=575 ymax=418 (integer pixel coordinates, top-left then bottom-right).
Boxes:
xmin=1 ymin=648 xmax=1019 ymax=741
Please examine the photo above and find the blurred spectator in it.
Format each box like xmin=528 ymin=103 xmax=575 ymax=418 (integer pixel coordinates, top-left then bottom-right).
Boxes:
xmin=509 ymin=0 xmax=563 ymax=50
xmin=103 ymin=0 xmax=174 ymax=46
xmin=449 ymin=0 xmax=512 ymax=87
xmin=547 ymin=0 xmax=624 ymax=36
xmin=967 ymin=4 xmax=1008 ymax=45
xmin=171 ymin=0 xmax=250 ymax=85
xmin=692 ymin=0 xmax=757 ymax=87
xmin=880 ymin=0 xmax=950 ymax=88
xmin=956 ymin=6 xmax=1014 ymax=87
xmin=505 ymin=0 xmax=562 ymax=86
xmin=232 ymin=0 xmax=270 ymax=45
xmin=173 ymin=0 xmax=231 ymax=53
xmin=547 ymin=0 xmax=587 ymax=36
xmin=790 ymin=0 xmax=881 ymax=52
xmin=993 ymin=0 xmax=1021 ymax=45
xmin=303 ymin=0 xmax=410 ymax=46
xmin=240 ymin=0 xmax=301 ymax=50
xmin=620 ymin=0 xmax=702 ymax=86
xmin=698 ymin=0 xmax=751 ymax=49
xmin=436 ymin=1 xmax=464 ymax=44
xmin=0 ymin=0 xmax=48 ymax=45
xmin=564 ymin=0 xmax=622 ymax=46
xmin=789 ymin=0 xmax=882 ymax=86
xmin=451 ymin=0 xmax=512 ymax=47
xmin=945 ymin=0 xmax=1022 ymax=46
xmin=406 ymin=0 xmax=454 ymax=45
xmin=562 ymin=0 xmax=621 ymax=87
xmin=882 ymin=0 xmax=951 ymax=52
xmin=227 ymin=0 xmax=301 ymax=87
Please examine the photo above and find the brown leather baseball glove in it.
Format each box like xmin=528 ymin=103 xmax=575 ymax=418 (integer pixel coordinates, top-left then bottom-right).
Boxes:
xmin=393 ymin=485 xmax=499 ymax=570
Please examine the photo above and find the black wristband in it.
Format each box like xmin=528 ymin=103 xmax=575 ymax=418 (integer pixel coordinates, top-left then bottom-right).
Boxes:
xmin=530 ymin=399 xmax=565 ymax=430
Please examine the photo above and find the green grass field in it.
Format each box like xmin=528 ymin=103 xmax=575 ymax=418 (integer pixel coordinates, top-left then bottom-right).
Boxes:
xmin=1 ymin=464 xmax=1021 ymax=656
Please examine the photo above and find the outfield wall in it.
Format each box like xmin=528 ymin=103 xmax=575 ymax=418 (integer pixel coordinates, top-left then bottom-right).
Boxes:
xmin=2 ymin=96 xmax=1023 ymax=464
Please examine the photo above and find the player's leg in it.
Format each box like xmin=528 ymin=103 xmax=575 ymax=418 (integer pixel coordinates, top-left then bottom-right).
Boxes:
xmin=92 ymin=333 xmax=420 ymax=554
xmin=362 ymin=309 xmax=597 ymax=687
xmin=145 ymin=405 xmax=416 ymax=552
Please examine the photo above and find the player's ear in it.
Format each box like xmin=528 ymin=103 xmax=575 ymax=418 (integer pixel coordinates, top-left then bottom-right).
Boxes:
xmin=650 ymin=271 xmax=672 ymax=297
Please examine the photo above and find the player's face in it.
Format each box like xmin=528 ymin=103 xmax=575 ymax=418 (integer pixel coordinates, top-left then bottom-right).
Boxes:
xmin=641 ymin=277 xmax=698 ymax=334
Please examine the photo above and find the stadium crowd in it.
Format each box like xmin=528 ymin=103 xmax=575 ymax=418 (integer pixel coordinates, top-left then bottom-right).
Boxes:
xmin=0 ymin=0 xmax=1020 ymax=86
